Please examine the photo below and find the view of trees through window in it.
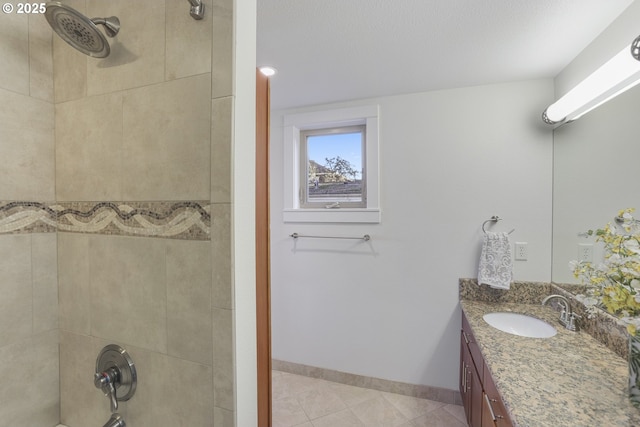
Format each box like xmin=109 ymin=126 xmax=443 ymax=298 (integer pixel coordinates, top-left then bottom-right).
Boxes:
xmin=305 ymin=127 xmax=364 ymax=205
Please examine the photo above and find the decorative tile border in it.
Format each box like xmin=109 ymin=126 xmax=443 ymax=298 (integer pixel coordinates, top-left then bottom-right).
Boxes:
xmin=0 ymin=201 xmax=57 ymax=234
xmin=0 ymin=201 xmax=211 ymax=240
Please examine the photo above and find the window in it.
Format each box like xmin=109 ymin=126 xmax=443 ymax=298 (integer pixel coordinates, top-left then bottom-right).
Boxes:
xmin=283 ymin=105 xmax=380 ymax=223
xmin=300 ymin=125 xmax=366 ymax=209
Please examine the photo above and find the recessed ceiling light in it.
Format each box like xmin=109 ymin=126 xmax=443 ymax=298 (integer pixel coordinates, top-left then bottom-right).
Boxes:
xmin=259 ymin=66 xmax=277 ymax=77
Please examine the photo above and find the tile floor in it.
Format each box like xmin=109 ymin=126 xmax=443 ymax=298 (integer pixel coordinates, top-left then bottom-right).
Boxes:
xmin=272 ymin=370 xmax=467 ymax=427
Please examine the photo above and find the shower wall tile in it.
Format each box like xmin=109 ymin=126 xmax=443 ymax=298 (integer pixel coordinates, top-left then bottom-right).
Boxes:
xmin=167 ymin=240 xmax=213 ymax=365
xmin=211 ymin=0 xmax=233 ymax=98
xmin=32 ymin=233 xmax=59 ymax=333
xmin=213 ymin=307 xmax=234 ymax=411
xmin=122 ymin=74 xmax=211 ymax=201
xmin=28 ymin=13 xmax=54 ymax=102
xmin=124 ymin=345 xmax=214 ymax=427
xmin=55 ymin=92 xmax=124 ymax=201
xmin=211 ymin=96 xmax=232 ymax=203
xmin=26 ymin=331 xmax=61 ymax=427
xmin=0 ymin=331 xmax=60 ymax=427
xmin=90 ymin=235 xmax=168 ymax=353
xmin=50 ymin=0 xmax=236 ymax=425
xmin=60 ymin=329 xmax=216 ymax=427
xmin=0 ymin=234 xmax=33 ymax=345
xmin=0 ymin=88 xmax=55 ymax=200
xmin=60 ymin=331 xmax=112 ymax=427
xmin=52 ymin=35 xmax=88 ymax=102
xmin=0 ymin=6 xmax=57 ymax=424
xmin=0 ymin=337 xmax=33 ymax=426
xmin=0 ymin=12 xmax=29 ymax=95
xmin=211 ymin=203 xmax=232 ymax=309
xmin=52 ymin=0 xmax=88 ymax=103
xmin=86 ymin=0 xmax=166 ymax=95
xmin=210 ymin=0 xmax=234 ymax=418
xmin=58 ymin=233 xmax=91 ymax=334
xmin=214 ymin=407 xmax=235 ymax=427
xmin=165 ymin=0 xmax=213 ymax=80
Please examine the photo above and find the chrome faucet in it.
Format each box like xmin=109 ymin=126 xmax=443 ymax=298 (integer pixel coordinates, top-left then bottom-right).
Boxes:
xmin=542 ymin=294 xmax=580 ymax=331
xmin=102 ymin=413 xmax=125 ymax=427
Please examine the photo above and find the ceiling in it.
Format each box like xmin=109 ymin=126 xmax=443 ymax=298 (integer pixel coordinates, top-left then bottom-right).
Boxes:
xmin=257 ymin=0 xmax=634 ymax=111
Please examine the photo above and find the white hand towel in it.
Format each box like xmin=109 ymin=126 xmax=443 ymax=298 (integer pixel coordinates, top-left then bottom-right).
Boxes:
xmin=478 ymin=231 xmax=513 ymax=290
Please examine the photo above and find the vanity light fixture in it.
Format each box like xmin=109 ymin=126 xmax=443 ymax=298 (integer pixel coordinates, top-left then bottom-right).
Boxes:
xmin=543 ymin=35 xmax=640 ymax=125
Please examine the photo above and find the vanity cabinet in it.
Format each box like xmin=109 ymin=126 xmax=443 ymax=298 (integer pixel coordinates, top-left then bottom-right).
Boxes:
xmin=460 ymin=312 xmax=513 ymax=427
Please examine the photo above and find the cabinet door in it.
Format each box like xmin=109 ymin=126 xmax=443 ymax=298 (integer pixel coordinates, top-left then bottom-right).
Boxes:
xmin=461 ymin=332 xmax=482 ymax=427
xmin=461 ymin=314 xmax=483 ymax=427
xmin=460 ymin=332 xmax=472 ymax=424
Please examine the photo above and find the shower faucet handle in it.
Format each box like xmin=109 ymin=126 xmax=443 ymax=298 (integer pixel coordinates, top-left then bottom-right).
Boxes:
xmin=94 ymin=368 xmax=119 ymax=412
xmin=94 ymin=345 xmax=137 ymax=414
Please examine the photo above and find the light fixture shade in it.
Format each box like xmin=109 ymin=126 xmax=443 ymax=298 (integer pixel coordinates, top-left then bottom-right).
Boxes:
xmin=543 ymin=35 xmax=640 ymax=125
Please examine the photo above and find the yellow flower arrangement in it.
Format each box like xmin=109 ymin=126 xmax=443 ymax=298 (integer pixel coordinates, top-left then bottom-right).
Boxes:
xmin=571 ymin=208 xmax=640 ymax=335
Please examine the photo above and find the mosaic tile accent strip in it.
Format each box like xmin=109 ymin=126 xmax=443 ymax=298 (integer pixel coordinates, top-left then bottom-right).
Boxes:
xmin=0 ymin=201 xmax=57 ymax=234
xmin=0 ymin=201 xmax=211 ymax=240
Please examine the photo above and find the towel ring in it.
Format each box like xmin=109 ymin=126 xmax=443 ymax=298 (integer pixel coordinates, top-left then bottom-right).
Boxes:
xmin=482 ymin=216 xmax=515 ymax=234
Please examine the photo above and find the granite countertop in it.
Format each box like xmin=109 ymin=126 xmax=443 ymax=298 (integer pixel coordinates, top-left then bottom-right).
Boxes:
xmin=460 ymin=299 xmax=640 ymax=427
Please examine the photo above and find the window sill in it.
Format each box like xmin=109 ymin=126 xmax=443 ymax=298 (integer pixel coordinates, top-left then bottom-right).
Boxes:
xmin=283 ymin=208 xmax=381 ymax=223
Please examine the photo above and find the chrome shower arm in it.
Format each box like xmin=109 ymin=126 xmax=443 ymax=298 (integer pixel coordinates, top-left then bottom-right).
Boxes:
xmin=187 ymin=0 xmax=205 ymax=20
xmin=91 ymin=17 xmax=120 ymax=38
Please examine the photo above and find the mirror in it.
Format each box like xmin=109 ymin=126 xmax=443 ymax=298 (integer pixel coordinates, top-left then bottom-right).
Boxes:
xmin=551 ymin=82 xmax=640 ymax=286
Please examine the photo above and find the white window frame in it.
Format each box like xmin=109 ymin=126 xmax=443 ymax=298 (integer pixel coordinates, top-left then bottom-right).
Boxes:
xmin=283 ymin=105 xmax=380 ymax=223
xmin=300 ymin=125 xmax=366 ymax=209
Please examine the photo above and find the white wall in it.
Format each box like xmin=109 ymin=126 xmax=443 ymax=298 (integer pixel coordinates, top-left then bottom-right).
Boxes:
xmin=269 ymin=79 xmax=554 ymax=390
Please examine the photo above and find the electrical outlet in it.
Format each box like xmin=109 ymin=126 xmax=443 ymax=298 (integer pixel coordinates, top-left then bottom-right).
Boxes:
xmin=578 ymin=243 xmax=594 ymax=262
xmin=515 ymin=242 xmax=528 ymax=261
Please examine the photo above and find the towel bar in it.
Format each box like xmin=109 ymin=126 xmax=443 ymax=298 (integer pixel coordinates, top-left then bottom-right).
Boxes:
xmin=290 ymin=232 xmax=370 ymax=241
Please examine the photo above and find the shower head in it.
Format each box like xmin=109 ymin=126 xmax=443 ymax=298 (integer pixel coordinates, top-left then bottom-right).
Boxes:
xmin=44 ymin=1 xmax=120 ymax=58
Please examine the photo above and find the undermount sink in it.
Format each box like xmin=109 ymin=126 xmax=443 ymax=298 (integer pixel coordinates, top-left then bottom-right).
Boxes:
xmin=483 ymin=312 xmax=557 ymax=338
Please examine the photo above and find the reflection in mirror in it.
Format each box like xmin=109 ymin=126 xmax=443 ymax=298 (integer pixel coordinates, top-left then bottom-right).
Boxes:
xmin=552 ymin=83 xmax=640 ymax=286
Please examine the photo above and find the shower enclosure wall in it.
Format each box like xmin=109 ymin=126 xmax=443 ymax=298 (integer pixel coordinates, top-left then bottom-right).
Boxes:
xmin=0 ymin=0 xmax=236 ymax=426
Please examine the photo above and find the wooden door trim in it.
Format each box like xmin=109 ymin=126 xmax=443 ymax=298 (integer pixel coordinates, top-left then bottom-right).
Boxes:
xmin=256 ymin=69 xmax=272 ymax=426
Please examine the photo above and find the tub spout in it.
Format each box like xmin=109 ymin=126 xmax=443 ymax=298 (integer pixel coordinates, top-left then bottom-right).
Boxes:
xmin=102 ymin=413 xmax=125 ymax=427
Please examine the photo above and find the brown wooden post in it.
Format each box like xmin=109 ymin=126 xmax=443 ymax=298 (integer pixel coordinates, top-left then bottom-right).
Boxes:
xmin=255 ymin=68 xmax=272 ymax=427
